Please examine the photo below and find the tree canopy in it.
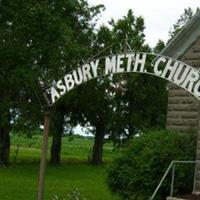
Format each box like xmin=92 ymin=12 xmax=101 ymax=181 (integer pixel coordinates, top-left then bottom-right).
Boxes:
xmin=0 ymin=0 xmax=104 ymax=165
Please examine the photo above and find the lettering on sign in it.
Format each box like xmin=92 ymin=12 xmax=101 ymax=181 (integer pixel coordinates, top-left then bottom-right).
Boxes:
xmin=45 ymin=53 xmax=200 ymax=105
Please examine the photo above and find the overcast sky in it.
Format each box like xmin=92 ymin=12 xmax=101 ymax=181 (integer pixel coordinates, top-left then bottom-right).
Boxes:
xmin=87 ymin=0 xmax=199 ymax=47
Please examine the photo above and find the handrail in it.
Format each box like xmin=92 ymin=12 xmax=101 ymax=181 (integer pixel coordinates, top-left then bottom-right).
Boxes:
xmin=149 ymin=160 xmax=198 ymax=200
xmin=149 ymin=161 xmax=173 ymax=200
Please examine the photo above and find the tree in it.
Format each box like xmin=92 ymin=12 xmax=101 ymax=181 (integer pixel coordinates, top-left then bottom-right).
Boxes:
xmin=75 ymin=79 xmax=113 ymax=165
xmin=105 ymin=10 xmax=168 ymax=147
xmin=49 ymin=1 xmax=104 ymax=164
xmin=153 ymin=39 xmax=165 ymax=54
xmin=169 ymin=7 xmax=199 ymax=41
xmin=68 ymin=9 xmax=167 ymax=164
xmin=0 ymin=0 xmax=104 ymax=166
xmin=63 ymin=24 xmax=116 ymax=165
xmin=50 ymin=104 xmax=65 ymax=164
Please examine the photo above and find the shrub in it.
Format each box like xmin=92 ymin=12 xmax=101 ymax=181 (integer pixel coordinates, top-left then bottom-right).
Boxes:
xmin=107 ymin=130 xmax=196 ymax=200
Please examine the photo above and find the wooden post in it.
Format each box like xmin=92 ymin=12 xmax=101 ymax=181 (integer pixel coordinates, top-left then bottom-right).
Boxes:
xmin=37 ymin=112 xmax=50 ymax=200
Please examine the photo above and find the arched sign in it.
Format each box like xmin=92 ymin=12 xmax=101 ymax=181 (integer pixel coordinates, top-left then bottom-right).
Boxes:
xmin=45 ymin=52 xmax=200 ymax=105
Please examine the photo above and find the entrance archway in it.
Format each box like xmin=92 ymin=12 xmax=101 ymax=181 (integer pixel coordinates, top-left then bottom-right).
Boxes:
xmin=38 ymin=51 xmax=200 ymax=200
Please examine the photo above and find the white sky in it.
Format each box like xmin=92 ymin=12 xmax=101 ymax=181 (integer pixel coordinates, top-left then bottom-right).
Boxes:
xmin=87 ymin=0 xmax=199 ymax=47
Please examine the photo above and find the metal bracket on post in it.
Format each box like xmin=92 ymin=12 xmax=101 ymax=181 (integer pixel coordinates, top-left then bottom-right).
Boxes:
xmin=37 ymin=112 xmax=51 ymax=200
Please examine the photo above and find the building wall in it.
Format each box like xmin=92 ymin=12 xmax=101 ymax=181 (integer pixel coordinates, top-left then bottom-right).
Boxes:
xmin=166 ymin=37 xmax=200 ymax=192
xmin=166 ymin=38 xmax=200 ymax=133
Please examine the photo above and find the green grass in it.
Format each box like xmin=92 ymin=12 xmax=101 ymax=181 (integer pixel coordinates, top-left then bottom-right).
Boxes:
xmin=0 ymin=134 xmax=120 ymax=200
xmin=0 ymin=163 xmax=119 ymax=200
xmin=10 ymin=134 xmax=116 ymax=162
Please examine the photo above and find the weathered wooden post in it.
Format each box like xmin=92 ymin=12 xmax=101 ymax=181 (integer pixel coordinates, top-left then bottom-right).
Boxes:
xmin=37 ymin=112 xmax=50 ymax=200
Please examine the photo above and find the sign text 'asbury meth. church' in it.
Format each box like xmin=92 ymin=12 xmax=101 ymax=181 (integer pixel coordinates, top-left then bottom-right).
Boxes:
xmin=48 ymin=53 xmax=200 ymax=104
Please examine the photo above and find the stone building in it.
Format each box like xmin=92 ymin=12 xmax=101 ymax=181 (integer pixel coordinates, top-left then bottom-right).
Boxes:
xmin=161 ymin=11 xmax=200 ymax=193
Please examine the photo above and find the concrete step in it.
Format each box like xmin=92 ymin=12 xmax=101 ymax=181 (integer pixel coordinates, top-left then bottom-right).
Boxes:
xmin=167 ymin=194 xmax=200 ymax=200
xmin=167 ymin=198 xmax=189 ymax=200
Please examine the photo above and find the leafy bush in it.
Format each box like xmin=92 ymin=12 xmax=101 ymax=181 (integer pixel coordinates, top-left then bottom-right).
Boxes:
xmin=107 ymin=130 xmax=196 ymax=200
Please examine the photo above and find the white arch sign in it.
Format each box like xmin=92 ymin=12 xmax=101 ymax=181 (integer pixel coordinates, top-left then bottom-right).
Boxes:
xmin=45 ymin=52 xmax=200 ymax=105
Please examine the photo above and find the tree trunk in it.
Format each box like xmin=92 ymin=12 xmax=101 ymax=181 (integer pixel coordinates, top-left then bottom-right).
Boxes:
xmin=50 ymin=107 xmax=64 ymax=165
xmin=0 ymin=111 xmax=10 ymax=166
xmin=91 ymin=124 xmax=105 ymax=165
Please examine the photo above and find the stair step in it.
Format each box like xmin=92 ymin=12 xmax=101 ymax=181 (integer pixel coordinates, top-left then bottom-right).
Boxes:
xmin=167 ymin=194 xmax=200 ymax=200
xmin=167 ymin=198 xmax=189 ymax=200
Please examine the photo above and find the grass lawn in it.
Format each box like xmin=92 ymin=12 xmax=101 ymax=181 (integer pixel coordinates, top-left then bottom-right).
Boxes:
xmin=10 ymin=134 xmax=116 ymax=162
xmin=0 ymin=135 xmax=120 ymax=200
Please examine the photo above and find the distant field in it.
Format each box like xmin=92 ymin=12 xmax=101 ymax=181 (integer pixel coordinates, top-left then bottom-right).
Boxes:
xmin=10 ymin=134 xmax=117 ymax=163
xmin=0 ymin=134 xmax=120 ymax=200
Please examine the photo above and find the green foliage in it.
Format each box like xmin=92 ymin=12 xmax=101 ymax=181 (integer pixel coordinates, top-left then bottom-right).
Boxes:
xmin=73 ymin=9 xmax=168 ymax=153
xmin=153 ymin=40 xmax=165 ymax=54
xmin=0 ymin=0 xmax=104 ymax=165
xmin=0 ymin=0 xmax=104 ymax=128
xmin=169 ymin=7 xmax=199 ymax=40
xmin=107 ymin=130 xmax=196 ymax=200
xmin=105 ymin=10 xmax=167 ymax=146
